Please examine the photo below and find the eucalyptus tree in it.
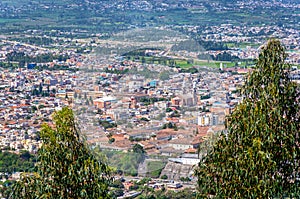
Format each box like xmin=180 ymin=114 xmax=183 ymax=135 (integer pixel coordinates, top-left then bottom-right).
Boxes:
xmin=10 ymin=107 xmax=112 ymax=199
xmin=196 ymin=39 xmax=300 ymax=198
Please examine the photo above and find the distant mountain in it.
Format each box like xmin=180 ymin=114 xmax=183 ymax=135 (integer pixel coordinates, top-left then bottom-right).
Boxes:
xmin=0 ymin=0 xmax=298 ymax=34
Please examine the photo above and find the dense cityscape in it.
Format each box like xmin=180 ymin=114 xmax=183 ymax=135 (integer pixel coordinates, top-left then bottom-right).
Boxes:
xmin=0 ymin=0 xmax=299 ymax=198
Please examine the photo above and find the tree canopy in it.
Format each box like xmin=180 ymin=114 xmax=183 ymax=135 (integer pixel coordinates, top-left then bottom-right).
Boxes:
xmin=10 ymin=107 xmax=111 ymax=199
xmin=0 ymin=150 xmax=36 ymax=175
xmin=195 ymin=39 xmax=300 ymax=198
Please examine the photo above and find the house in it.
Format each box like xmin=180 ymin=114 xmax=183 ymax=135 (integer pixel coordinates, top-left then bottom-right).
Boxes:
xmin=93 ymin=96 xmax=117 ymax=109
xmin=167 ymin=183 xmax=183 ymax=190
xmin=169 ymin=150 xmax=201 ymax=166
xmin=168 ymin=138 xmax=194 ymax=151
xmin=159 ymin=147 xmax=181 ymax=156
xmin=171 ymin=97 xmax=180 ymax=107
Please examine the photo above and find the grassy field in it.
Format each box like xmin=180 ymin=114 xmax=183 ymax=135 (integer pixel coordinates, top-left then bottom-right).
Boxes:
xmin=176 ymin=60 xmax=223 ymax=69
xmin=175 ymin=61 xmax=193 ymax=68
xmin=146 ymin=161 xmax=167 ymax=178
xmin=225 ymin=42 xmax=261 ymax=49
xmin=100 ymin=150 xmax=145 ymax=176
xmin=126 ymin=55 xmax=246 ymax=69
xmin=163 ymin=58 xmax=238 ymax=69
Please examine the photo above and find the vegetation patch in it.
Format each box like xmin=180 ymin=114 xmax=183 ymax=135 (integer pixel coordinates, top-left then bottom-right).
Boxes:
xmin=146 ymin=161 xmax=166 ymax=178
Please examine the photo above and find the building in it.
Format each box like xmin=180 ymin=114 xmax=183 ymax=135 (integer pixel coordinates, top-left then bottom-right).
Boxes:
xmin=93 ymin=96 xmax=117 ymax=109
xmin=198 ymin=113 xmax=219 ymax=126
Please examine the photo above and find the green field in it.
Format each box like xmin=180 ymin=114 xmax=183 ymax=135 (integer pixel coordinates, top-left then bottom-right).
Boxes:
xmin=126 ymin=54 xmax=248 ymax=69
xmin=100 ymin=149 xmax=145 ymax=176
xmin=146 ymin=161 xmax=167 ymax=178
xmin=225 ymin=42 xmax=261 ymax=49
xmin=176 ymin=60 xmax=223 ymax=69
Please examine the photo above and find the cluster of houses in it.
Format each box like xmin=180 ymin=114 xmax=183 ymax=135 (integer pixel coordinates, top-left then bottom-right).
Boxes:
xmin=0 ymin=43 xmax=249 ymax=168
xmin=72 ymin=58 xmax=247 ymax=166
xmin=203 ymin=24 xmax=300 ymax=62
xmin=1 ymin=33 xmax=298 ymax=184
xmin=0 ymin=68 xmax=78 ymax=152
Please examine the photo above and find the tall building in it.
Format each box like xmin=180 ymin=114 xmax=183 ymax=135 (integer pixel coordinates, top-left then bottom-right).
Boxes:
xmin=198 ymin=113 xmax=219 ymax=126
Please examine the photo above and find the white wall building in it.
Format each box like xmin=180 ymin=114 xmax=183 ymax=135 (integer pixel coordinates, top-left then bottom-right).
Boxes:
xmin=198 ymin=113 xmax=219 ymax=126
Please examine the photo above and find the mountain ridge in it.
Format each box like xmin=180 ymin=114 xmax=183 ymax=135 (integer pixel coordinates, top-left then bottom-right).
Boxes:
xmin=0 ymin=0 xmax=298 ymax=34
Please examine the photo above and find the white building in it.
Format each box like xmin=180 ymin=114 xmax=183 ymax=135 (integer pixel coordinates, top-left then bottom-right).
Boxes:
xmin=198 ymin=113 xmax=219 ymax=126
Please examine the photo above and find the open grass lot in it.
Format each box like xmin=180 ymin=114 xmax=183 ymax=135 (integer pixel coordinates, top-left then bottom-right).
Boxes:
xmin=225 ymin=42 xmax=261 ymax=49
xmin=100 ymin=149 xmax=145 ymax=176
xmin=175 ymin=61 xmax=194 ymax=68
xmin=176 ymin=60 xmax=223 ymax=69
xmin=146 ymin=161 xmax=167 ymax=178
xmin=196 ymin=60 xmax=225 ymax=68
xmin=126 ymin=54 xmax=249 ymax=70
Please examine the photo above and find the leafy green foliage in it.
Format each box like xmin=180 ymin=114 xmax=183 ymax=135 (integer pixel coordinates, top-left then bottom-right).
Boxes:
xmin=213 ymin=51 xmax=239 ymax=61
xmin=0 ymin=150 xmax=36 ymax=175
xmin=111 ymin=188 xmax=124 ymax=198
xmin=110 ymin=179 xmax=124 ymax=189
xmin=99 ymin=120 xmax=117 ymax=130
xmin=195 ymin=39 xmax=300 ymax=198
xmin=180 ymin=177 xmax=191 ymax=182
xmin=6 ymin=52 xmax=69 ymax=66
xmin=179 ymin=67 xmax=199 ymax=74
xmin=10 ymin=107 xmax=111 ymax=199
xmin=162 ymin=122 xmax=178 ymax=131
xmin=166 ymin=108 xmax=173 ymax=113
xmin=161 ymin=174 xmax=168 ymax=179
xmin=140 ymin=97 xmax=168 ymax=106
xmin=200 ymin=94 xmax=211 ymax=100
xmin=140 ymin=117 xmax=150 ymax=122
xmin=133 ymin=144 xmax=146 ymax=155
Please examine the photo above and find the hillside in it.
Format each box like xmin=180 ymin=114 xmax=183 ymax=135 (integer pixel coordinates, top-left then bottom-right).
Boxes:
xmin=0 ymin=0 xmax=299 ymax=34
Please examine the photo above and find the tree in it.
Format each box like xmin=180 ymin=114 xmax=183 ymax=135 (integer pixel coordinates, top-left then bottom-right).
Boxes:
xmin=132 ymin=144 xmax=145 ymax=155
xmin=31 ymin=106 xmax=37 ymax=113
xmin=180 ymin=177 xmax=191 ymax=182
xmin=161 ymin=174 xmax=168 ymax=179
xmin=10 ymin=107 xmax=111 ymax=199
xmin=108 ymin=138 xmax=115 ymax=144
xmin=132 ymin=144 xmax=146 ymax=167
xmin=111 ymin=189 xmax=124 ymax=198
xmin=195 ymin=39 xmax=300 ymax=198
xmin=141 ymin=56 xmax=146 ymax=64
